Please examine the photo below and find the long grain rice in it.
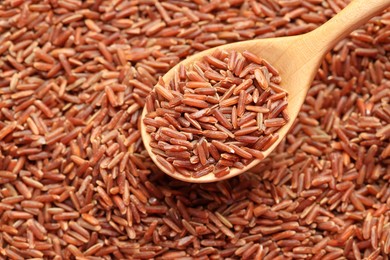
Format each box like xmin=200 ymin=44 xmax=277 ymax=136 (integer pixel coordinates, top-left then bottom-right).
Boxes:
xmin=145 ymin=49 xmax=287 ymax=178
xmin=0 ymin=0 xmax=388 ymax=259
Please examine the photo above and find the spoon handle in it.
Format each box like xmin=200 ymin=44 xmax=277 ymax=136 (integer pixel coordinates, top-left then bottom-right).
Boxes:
xmin=305 ymin=0 xmax=390 ymax=56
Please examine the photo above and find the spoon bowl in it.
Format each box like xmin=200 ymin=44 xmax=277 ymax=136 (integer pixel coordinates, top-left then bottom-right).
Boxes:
xmin=141 ymin=0 xmax=390 ymax=183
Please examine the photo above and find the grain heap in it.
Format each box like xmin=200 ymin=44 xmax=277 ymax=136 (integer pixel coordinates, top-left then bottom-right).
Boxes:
xmin=0 ymin=0 xmax=389 ymax=259
xmin=144 ymin=49 xmax=287 ymax=178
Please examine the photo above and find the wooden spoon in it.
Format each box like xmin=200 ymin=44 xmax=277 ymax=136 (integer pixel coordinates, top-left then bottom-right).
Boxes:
xmin=141 ymin=0 xmax=390 ymax=183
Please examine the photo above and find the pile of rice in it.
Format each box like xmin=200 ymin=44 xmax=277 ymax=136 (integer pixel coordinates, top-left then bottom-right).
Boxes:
xmin=0 ymin=0 xmax=389 ymax=259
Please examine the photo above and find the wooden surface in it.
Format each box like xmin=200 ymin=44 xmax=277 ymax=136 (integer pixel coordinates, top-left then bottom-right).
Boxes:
xmin=141 ymin=0 xmax=390 ymax=183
